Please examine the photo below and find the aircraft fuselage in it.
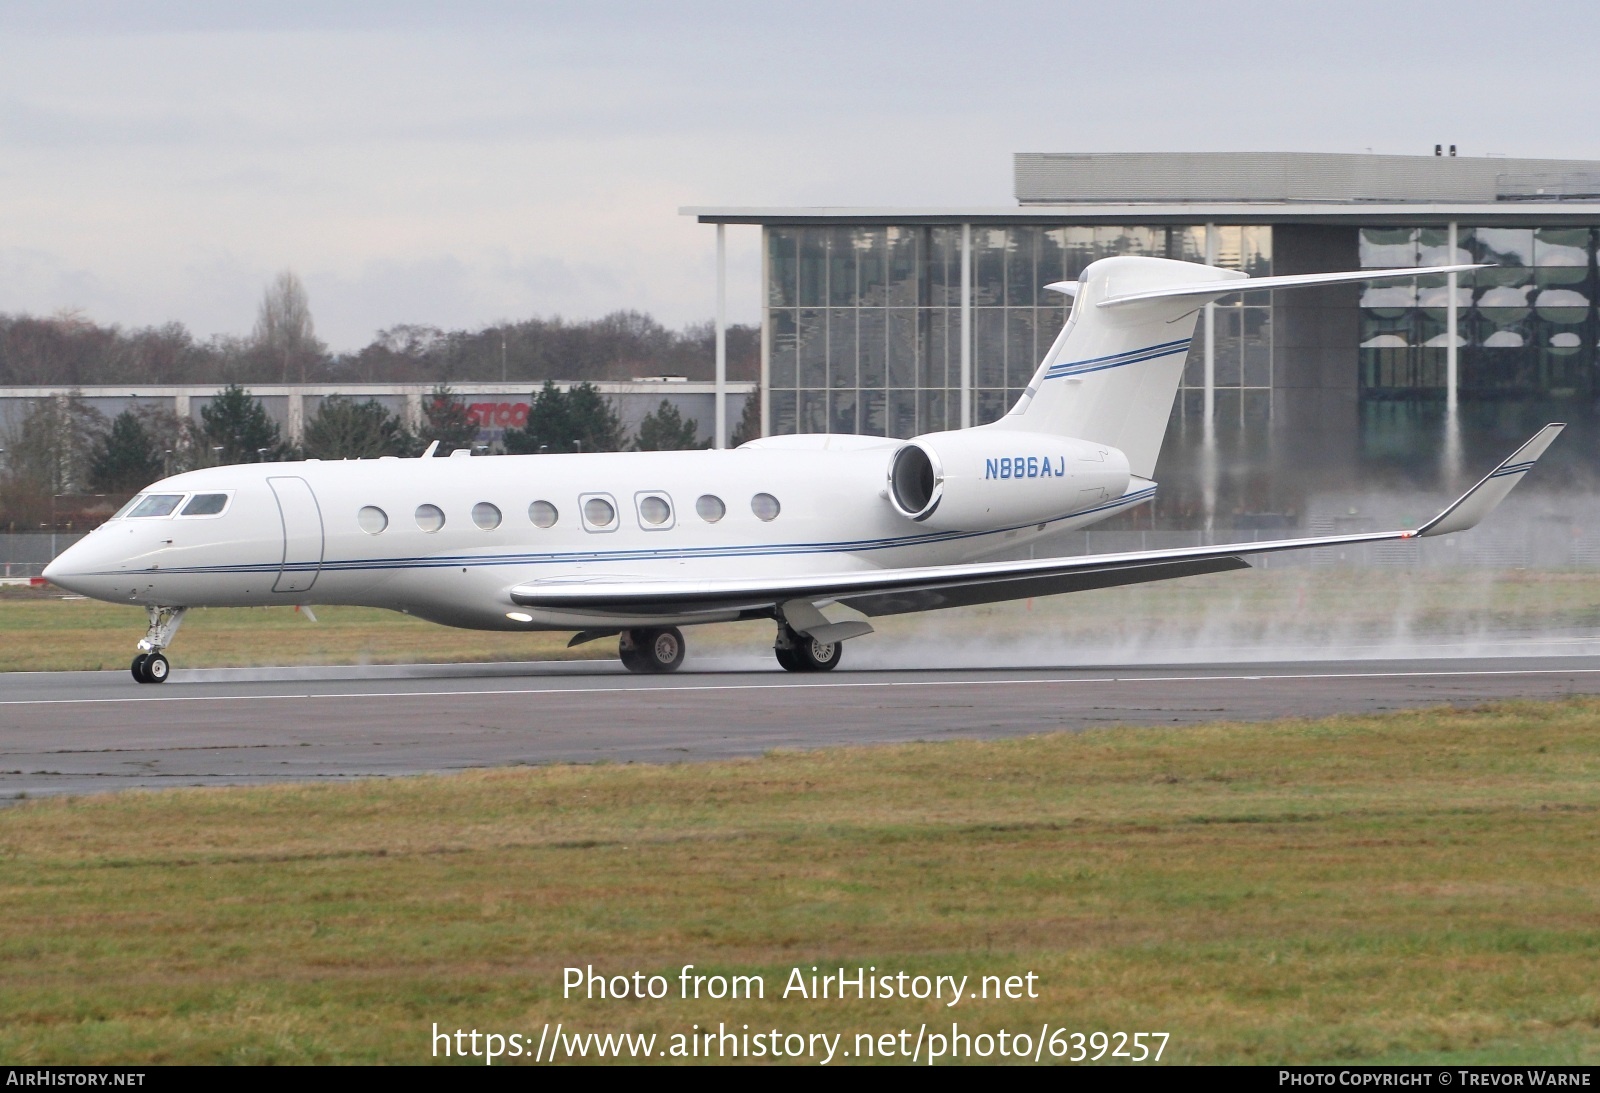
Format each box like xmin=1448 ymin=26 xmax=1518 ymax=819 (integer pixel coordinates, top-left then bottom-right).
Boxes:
xmin=48 ymin=440 xmax=1147 ymax=632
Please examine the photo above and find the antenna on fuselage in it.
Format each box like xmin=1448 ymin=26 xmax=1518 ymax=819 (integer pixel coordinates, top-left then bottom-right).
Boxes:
xmin=420 ymin=440 xmax=440 ymax=458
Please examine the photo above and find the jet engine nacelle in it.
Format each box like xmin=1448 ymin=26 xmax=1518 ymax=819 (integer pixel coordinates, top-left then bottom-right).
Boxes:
xmin=886 ymin=429 xmax=1131 ymax=531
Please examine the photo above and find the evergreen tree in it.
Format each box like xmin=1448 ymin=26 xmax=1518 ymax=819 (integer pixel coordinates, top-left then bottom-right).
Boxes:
xmin=199 ymin=384 xmax=284 ymax=464
xmin=89 ymin=410 xmax=164 ymax=492
xmin=129 ymin=404 xmax=205 ymax=475
xmin=302 ymin=396 xmax=408 ymax=459
xmin=563 ymin=381 xmax=625 ymax=453
xmin=503 ymin=381 xmax=559 ymax=454
xmin=633 ymin=399 xmax=703 ymax=451
xmin=419 ymin=384 xmax=479 ymax=455
xmin=503 ymin=381 xmax=624 ymax=454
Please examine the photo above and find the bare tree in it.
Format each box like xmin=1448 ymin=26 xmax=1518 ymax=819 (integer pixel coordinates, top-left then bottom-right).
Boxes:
xmin=253 ymin=270 xmax=326 ymax=383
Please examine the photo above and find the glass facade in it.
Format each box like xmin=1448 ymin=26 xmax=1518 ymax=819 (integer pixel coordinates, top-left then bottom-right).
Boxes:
xmin=764 ymin=224 xmax=1271 ymax=437
xmin=748 ymin=211 xmax=1598 ymax=531
xmin=1359 ymin=226 xmax=1600 ymax=399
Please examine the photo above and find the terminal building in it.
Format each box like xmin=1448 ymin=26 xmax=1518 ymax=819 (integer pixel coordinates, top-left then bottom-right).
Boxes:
xmin=687 ymin=151 xmax=1600 ymax=529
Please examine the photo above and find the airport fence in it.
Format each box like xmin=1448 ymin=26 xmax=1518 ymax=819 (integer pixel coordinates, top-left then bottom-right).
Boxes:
xmin=0 ymin=533 xmax=87 ymax=578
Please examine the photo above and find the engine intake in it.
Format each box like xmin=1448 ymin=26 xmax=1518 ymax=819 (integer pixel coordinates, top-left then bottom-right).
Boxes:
xmin=885 ymin=430 xmax=1131 ymax=531
xmin=888 ymin=443 xmax=943 ymax=521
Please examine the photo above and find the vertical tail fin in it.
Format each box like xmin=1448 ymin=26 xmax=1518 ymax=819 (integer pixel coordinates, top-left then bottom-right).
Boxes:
xmin=988 ymin=256 xmax=1481 ymax=479
xmin=988 ymin=255 xmax=1243 ymax=478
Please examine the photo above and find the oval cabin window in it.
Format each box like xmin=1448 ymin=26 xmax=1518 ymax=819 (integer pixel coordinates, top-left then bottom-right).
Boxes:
xmin=529 ymin=500 xmax=558 ymax=528
xmin=696 ymin=494 xmax=725 ymax=523
xmin=751 ymin=493 xmax=781 ymax=521
xmin=357 ymin=506 xmax=388 ymax=534
xmin=583 ymin=497 xmax=616 ymax=527
xmin=639 ymin=495 xmax=671 ymax=525
xmin=415 ymin=504 xmax=446 ymax=533
xmin=472 ymin=502 xmax=502 ymax=530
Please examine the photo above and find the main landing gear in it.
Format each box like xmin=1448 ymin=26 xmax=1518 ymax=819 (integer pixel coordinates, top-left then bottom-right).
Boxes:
xmin=773 ymin=624 xmax=842 ymax=673
xmin=618 ymin=627 xmax=686 ymax=674
xmin=612 ymin=621 xmax=845 ymax=674
xmin=131 ymin=605 xmax=187 ymax=684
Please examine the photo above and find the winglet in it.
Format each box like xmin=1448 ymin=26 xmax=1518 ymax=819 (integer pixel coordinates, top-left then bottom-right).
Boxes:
xmin=1416 ymin=423 xmax=1565 ymax=538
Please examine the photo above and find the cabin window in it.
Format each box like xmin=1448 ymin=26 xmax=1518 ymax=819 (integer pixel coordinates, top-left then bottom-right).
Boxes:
xmin=751 ymin=493 xmax=781 ymax=521
xmin=472 ymin=502 xmax=502 ymax=530
xmin=581 ymin=494 xmax=617 ymax=532
xmin=128 ymin=494 xmax=184 ymax=518
xmin=636 ymin=493 xmax=672 ymax=528
xmin=179 ymin=493 xmax=229 ymax=516
xmin=529 ymin=500 xmax=559 ymax=528
xmin=695 ymin=494 xmax=726 ymax=523
xmin=415 ymin=504 xmax=446 ymax=532
xmin=358 ymin=506 xmax=388 ymax=534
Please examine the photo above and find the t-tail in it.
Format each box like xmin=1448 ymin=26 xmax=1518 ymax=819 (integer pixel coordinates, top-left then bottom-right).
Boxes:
xmin=985 ymin=255 xmax=1481 ymax=479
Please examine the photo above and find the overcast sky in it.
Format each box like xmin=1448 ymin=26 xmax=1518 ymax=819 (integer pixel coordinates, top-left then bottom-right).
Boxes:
xmin=1 ymin=0 xmax=1596 ymax=350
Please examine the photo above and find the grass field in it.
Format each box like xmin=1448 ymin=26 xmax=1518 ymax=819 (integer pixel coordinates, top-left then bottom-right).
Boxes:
xmin=1 ymin=698 xmax=1597 ymax=1064
xmin=5 ymin=565 xmax=1600 ymax=673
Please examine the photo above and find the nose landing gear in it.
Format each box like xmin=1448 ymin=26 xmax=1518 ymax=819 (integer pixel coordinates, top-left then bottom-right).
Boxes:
xmin=618 ymin=627 xmax=686 ymax=673
xmin=131 ymin=606 xmax=187 ymax=684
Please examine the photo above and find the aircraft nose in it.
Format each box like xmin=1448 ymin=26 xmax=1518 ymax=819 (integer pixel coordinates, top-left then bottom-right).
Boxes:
xmin=42 ymin=541 xmax=93 ymax=595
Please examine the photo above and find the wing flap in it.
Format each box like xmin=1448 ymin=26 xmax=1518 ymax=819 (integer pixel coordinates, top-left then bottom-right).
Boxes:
xmin=838 ymin=555 xmax=1251 ymax=616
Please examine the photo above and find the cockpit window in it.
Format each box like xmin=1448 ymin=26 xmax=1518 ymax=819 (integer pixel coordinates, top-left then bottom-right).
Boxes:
xmin=180 ymin=493 xmax=229 ymax=516
xmin=112 ymin=495 xmax=144 ymax=519
xmin=127 ymin=494 xmax=184 ymax=518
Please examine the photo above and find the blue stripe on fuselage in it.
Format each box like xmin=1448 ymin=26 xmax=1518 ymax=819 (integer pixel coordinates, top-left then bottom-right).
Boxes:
xmin=101 ymin=487 xmax=1161 ymax=579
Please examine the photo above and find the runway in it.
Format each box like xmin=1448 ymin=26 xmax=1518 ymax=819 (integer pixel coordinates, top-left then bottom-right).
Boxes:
xmin=5 ymin=654 xmax=1600 ymax=800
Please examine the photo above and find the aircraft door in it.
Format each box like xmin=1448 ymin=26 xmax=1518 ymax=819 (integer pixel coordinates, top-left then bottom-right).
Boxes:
xmin=268 ymin=476 xmax=324 ymax=593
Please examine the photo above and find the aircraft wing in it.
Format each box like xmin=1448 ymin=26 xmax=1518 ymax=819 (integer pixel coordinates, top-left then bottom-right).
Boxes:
xmin=508 ymin=424 xmax=1562 ymax=621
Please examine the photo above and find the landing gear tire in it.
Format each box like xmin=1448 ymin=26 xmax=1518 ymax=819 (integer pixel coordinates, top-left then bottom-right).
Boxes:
xmin=131 ymin=652 xmax=170 ymax=684
xmin=619 ymin=627 xmax=686 ymax=673
xmin=774 ymin=627 xmax=843 ymax=672
xmin=619 ymin=641 xmax=649 ymax=673
xmin=797 ymin=636 xmax=842 ymax=672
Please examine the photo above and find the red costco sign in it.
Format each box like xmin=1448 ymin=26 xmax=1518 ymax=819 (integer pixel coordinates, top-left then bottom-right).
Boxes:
xmin=465 ymin=402 xmax=530 ymax=428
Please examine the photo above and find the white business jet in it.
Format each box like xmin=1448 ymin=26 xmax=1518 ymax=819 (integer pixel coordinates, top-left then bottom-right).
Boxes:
xmin=43 ymin=255 xmax=1561 ymax=683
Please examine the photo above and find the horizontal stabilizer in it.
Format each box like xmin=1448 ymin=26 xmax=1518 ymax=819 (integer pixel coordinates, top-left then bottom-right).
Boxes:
xmin=1416 ymin=423 xmax=1565 ymax=537
xmin=1086 ymin=264 xmax=1484 ymax=309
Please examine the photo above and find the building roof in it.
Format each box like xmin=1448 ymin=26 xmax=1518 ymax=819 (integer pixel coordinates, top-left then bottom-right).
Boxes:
xmin=682 ymin=202 xmax=1600 ymax=228
xmin=1015 ymin=151 xmax=1600 ymax=205
xmin=684 ymin=152 xmax=1600 ymax=228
